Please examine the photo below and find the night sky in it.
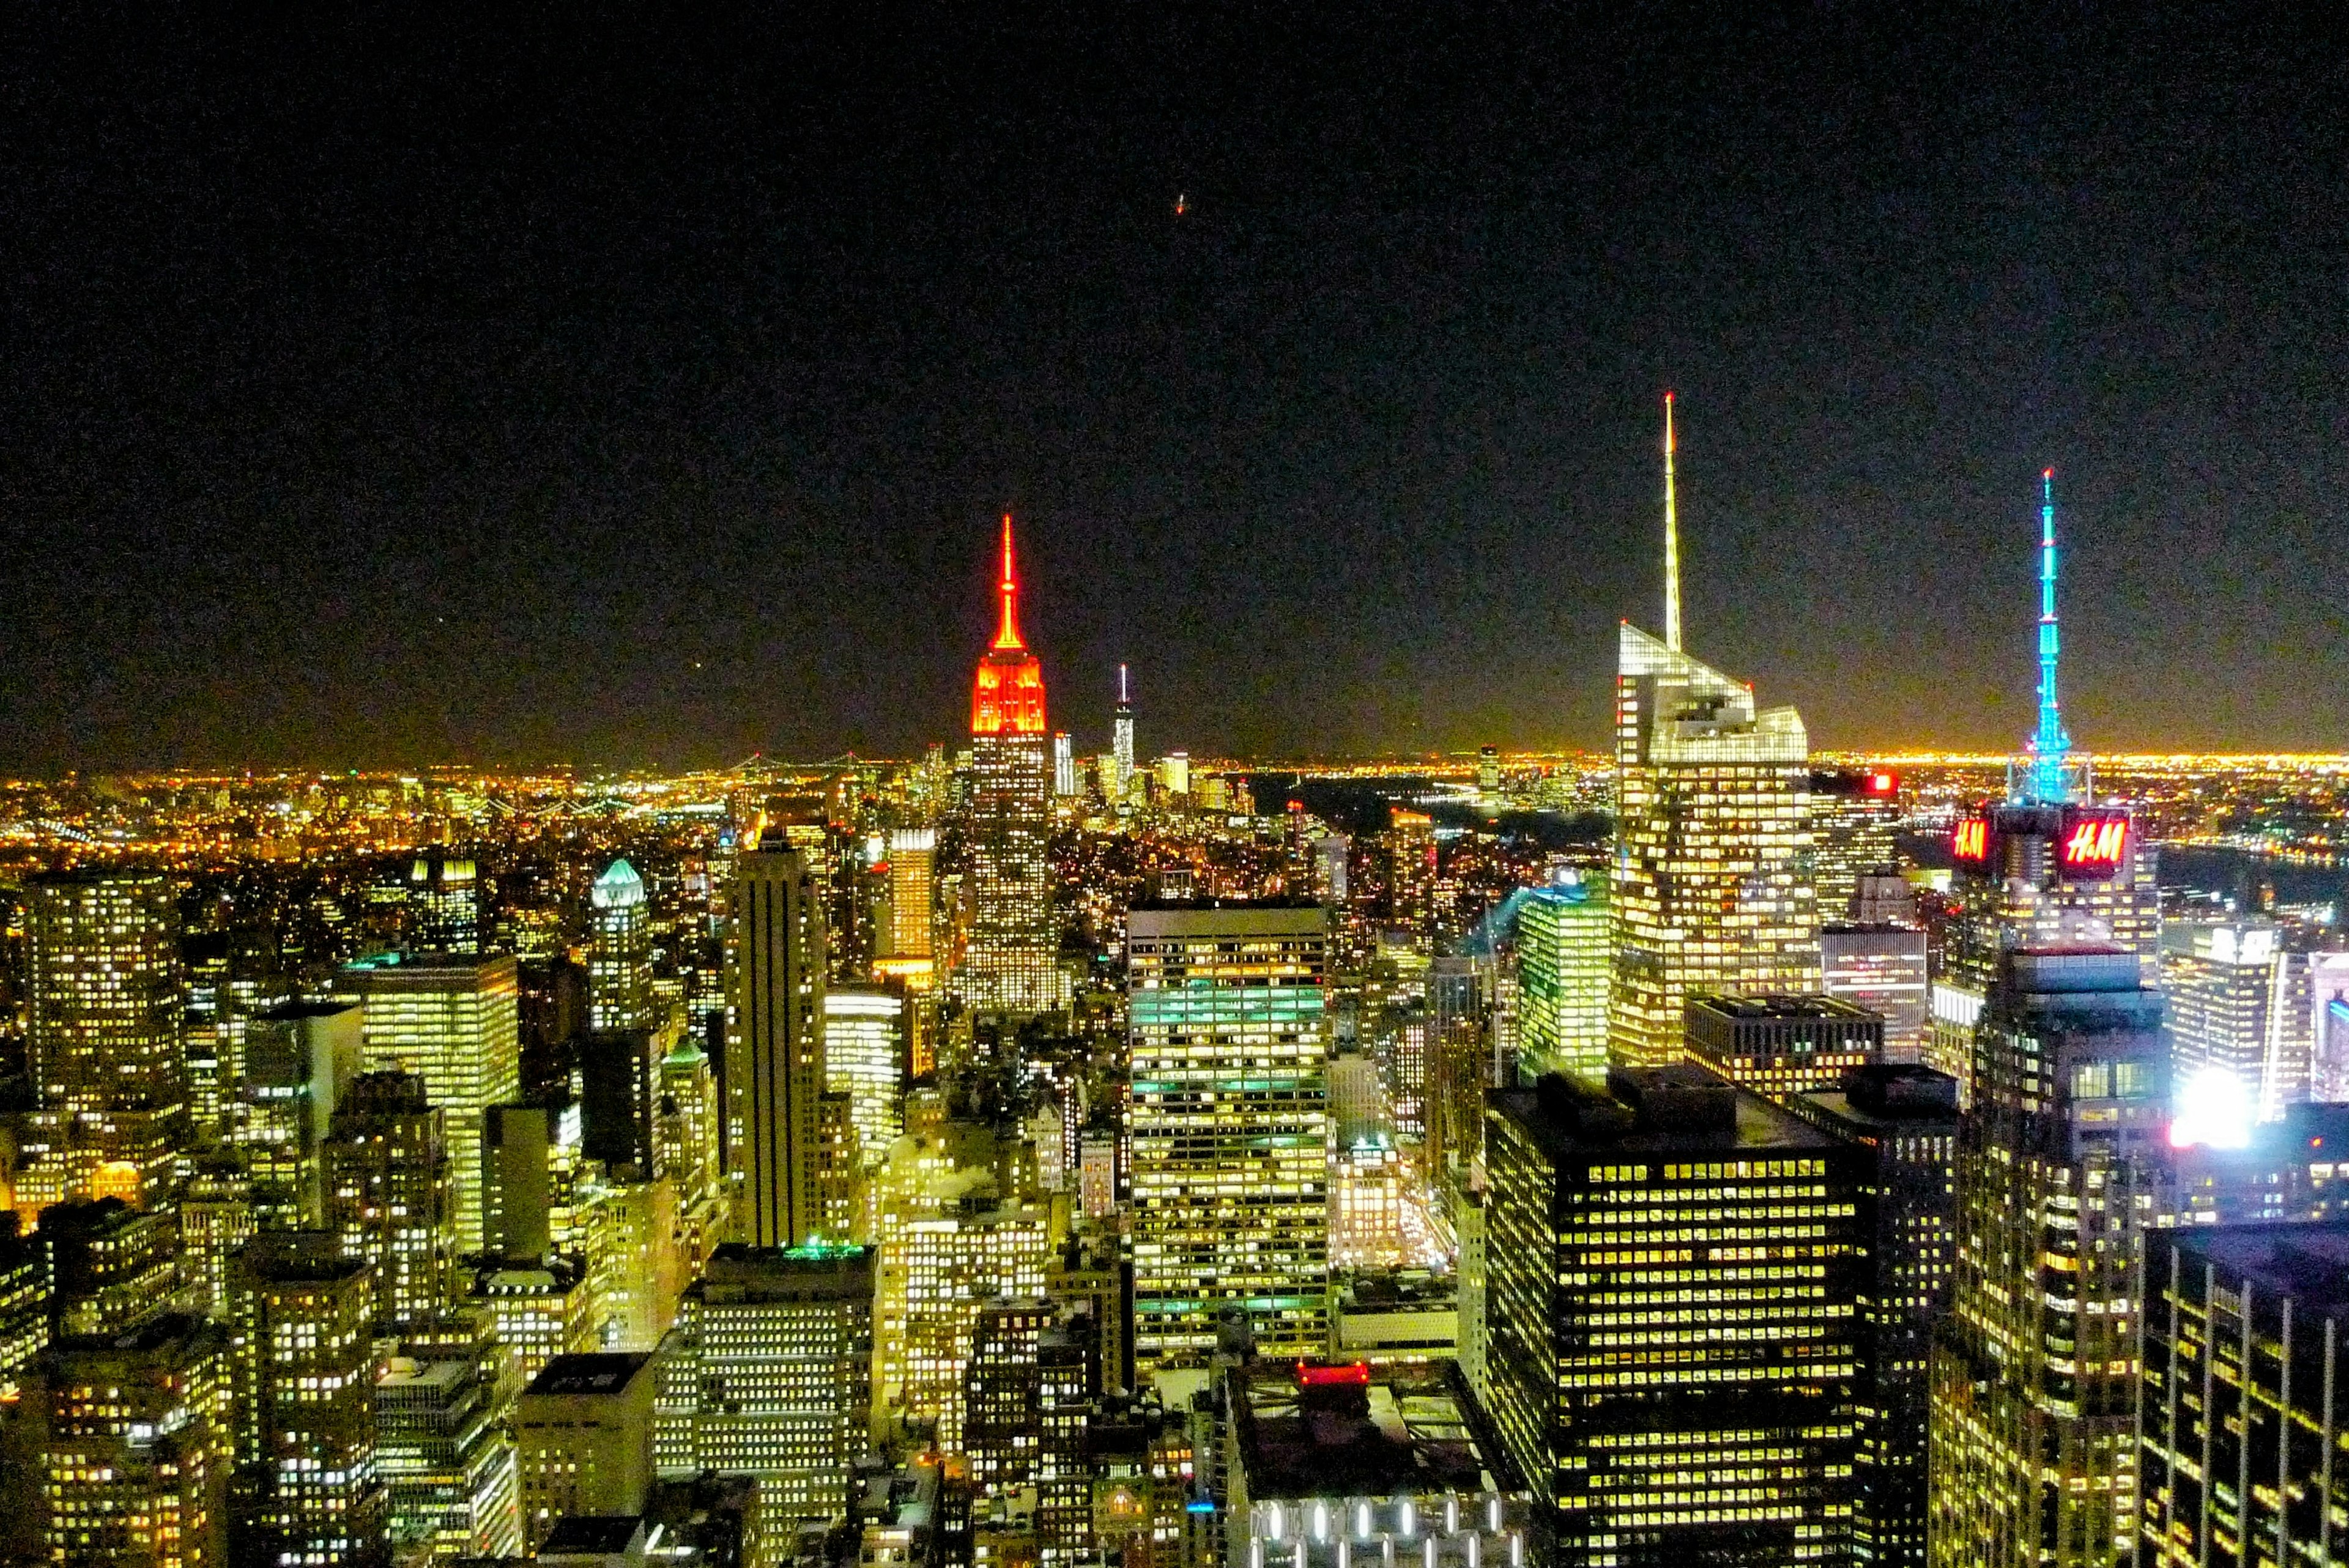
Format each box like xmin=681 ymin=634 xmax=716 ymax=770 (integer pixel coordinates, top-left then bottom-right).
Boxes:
xmin=6 ymin=4 xmax=2346 ymax=771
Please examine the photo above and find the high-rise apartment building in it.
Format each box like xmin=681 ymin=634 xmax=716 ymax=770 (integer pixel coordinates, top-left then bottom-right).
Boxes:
xmin=958 ymin=517 xmax=1066 ymax=1016
xmin=1483 ymin=1064 xmax=1865 ymax=1562
xmin=338 ymin=952 xmax=522 ymax=1255
xmin=588 ymin=859 xmax=656 ymax=1034
xmin=42 ymin=1312 xmax=232 ymax=1568
xmin=1515 ymin=869 xmax=1611 ymax=1085
xmin=2139 ymin=1222 xmax=2349 ymax=1568
xmin=727 ymin=841 xmax=828 ymax=1249
xmin=229 ymin=1237 xmax=387 ymax=1568
xmin=653 ymin=1243 xmax=874 ymax=1525
xmin=1684 ymin=992 xmax=1884 ymax=1102
xmin=1929 ymin=946 xmax=2166 ymax=1568
xmin=1790 ymin=1065 xmax=1961 ymax=1568
xmin=1127 ymin=901 xmax=1329 ymax=1369
xmin=321 ymin=1070 xmax=454 ymax=1330
xmin=25 ymin=868 xmax=187 ymax=1207
xmin=1609 ymin=400 xmax=1816 ymax=1065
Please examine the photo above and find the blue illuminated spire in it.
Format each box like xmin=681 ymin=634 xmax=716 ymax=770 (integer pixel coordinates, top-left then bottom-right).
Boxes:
xmin=2025 ymin=468 xmax=2076 ymax=803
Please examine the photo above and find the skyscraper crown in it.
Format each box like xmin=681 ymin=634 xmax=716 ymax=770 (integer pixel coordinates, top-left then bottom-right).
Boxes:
xmin=972 ymin=514 xmax=1047 ymax=735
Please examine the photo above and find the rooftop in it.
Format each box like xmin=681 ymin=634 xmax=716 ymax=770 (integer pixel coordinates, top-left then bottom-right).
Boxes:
xmin=525 ymin=1352 xmax=653 ymax=1398
xmin=2161 ymin=1223 xmax=2349 ymax=1318
xmin=1689 ymin=993 xmax=1877 ymax=1023
xmin=1230 ymin=1362 xmax=1496 ymax=1502
xmin=1491 ymin=1066 xmax=1847 ymax=1159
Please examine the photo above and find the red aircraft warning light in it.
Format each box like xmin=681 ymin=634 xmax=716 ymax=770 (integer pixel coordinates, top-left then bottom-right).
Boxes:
xmin=1294 ymin=1361 xmax=1372 ymax=1388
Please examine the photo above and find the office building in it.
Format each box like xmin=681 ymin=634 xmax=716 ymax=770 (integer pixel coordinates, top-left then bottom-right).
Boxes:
xmin=1820 ymin=924 xmax=1930 ymax=1065
xmin=239 ymin=1001 xmax=365 ymax=1227
xmin=657 ymin=1039 xmax=724 ymax=1272
xmin=338 ymin=951 xmax=522 ymax=1255
xmin=466 ymin=1255 xmax=595 ymax=1384
xmin=182 ymin=930 xmax=285 ymax=1142
xmin=880 ymin=1194 xmax=1050 ymax=1453
xmin=516 ymin=1352 xmax=656 ymax=1550
xmin=229 ymin=1236 xmax=387 ymax=1568
xmin=407 ymin=850 xmax=480 ymax=952
xmin=1515 ymin=869 xmax=1611 ymax=1085
xmin=374 ymin=1348 xmax=522 ymax=1561
xmin=1053 ymin=732 xmax=1078 ymax=797
xmin=482 ymin=1101 xmax=555 ymax=1262
xmin=1929 ymin=946 xmax=2166 ymax=1568
xmin=1609 ymin=401 xmax=1817 ymax=1065
xmin=1810 ymin=768 xmax=1902 ymax=921
xmin=1127 ymin=901 xmax=1330 ymax=1369
xmin=959 ymin=516 xmax=1066 ymax=1017
xmin=1483 ymin=1065 xmax=1865 ymax=1562
xmin=877 ymin=827 xmax=938 ymax=992
xmin=321 ymin=1070 xmax=454 ymax=1330
xmin=42 ymin=1312 xmax=232 ymax=1568
xmin=1159 ymin=751 xmax=1190 ymax=797
xmin=727 ymin=841 xmax=828 ymax=1248
xmin=1789 ymin=1065 xmax=1960 ymax=1568
xmin=1425 ymin=953 xmax=1491 ymax=1188
xmin=46 ymin=1197 xmax=178 ymax=1337
xmin=1327 ymin=1133 xmax=1409 ymax=1269
xmin=2139 ymin=1222 xmax=2349 ymax=1568
xmin=588 ymin=859 xmax=656 ymax=1034
xmin=1683 ymin=992 xmax=1884 ymax=1102
xmin=653 ymin=1243 xmax=874 ymax=1525
xmin=1931 ymin=475 xmax=2160 ymax=1099
xmin=963 ymin=1297 xmax=1055 ymax=1498
xmin=824 ymin=984 xmax=907 ymax=1175
xmin=1311 ymin=833 xmax=1349 ymax=904
xmin=24 ymin=868 xmax=187 ymax=1208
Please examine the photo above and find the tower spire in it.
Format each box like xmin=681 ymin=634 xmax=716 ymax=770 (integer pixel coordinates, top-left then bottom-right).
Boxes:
xmin=2027 ymin=468 xmax=2074 ymax=801
xmin=1662 ymin=392 xmax=1682 ymax=653
xmin=993 ymin=513 xmax=1026 ymax=651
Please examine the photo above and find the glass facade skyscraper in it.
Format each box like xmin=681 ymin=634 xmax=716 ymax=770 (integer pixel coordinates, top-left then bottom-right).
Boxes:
xmin=1127 ymin=901 xmax=1329 ymax=1369
xmin=1516 ymin=871 xmax=1611 ymax=1086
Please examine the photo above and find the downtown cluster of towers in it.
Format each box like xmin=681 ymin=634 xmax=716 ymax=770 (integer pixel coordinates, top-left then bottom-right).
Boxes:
xmin=5 ymin=403 xmax=2348 ymax=1568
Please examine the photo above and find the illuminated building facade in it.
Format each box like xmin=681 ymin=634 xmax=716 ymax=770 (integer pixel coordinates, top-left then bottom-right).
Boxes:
xmin=1327 ymin=1134 xmax=1408 ymax=1270
xmin=656 ymin=1039 xmax=723 ymax=1271
xmin=42 ymin=1312 xmax=232 ymax=1568
xmin=1929 ymin=947 xmax=2165 ymax=1568
xmin=823 ymin=983 xmax=907 ymax=1175
xmin=653 ymin=1243 xmax=874 ymax=1524
xmin=2139 ymin=1223 xmax=2349 ymax=1568
xmin=466 ymin=1257 xmax=594 ymax=1384
xmin=959 ymin=516 xmax=1066 ymax=1017
xmin=1809 ymin=768 xmax=1902 ymax=921
xmin=964 ymin=1296 xmax=1053 ymax=1498
xmin=26 ymin=868 xmax=187 ymax=1208
xmin=1425 ymin=953 xmax=1491 ymax=1187
xmin=1683 ymin=992 xmax=1884 ymax=1103
xmin=321 ymin=1071 xmax=453 ymax=1331
xmin=338 ymin=953 xmax=521 ymax=1257
xmin=1483 ymin=1065 xmax=1865 ymax=1562
xmin=2161 ymin=919 xmax=2310 ymax=1121
xmin=228 ymin=1239 xmax=387 ymax=1568
xmin=881 ymin=1197 xmax=1049 ymax=1453
xmin=1113 ymin=663 xmax=1135 ymax=805
xmin=1820 ymin=925 xmax=1930 ymax=1065
xmin=880 ymin=827 xmax=938 ymax=983
xmin=1053 ymin=731 xmax=1078 ymax=797
xmin=407 ymin=850 xmax=480 ymax=953
xmin=1790 ymin=1065 xmax=1960 ymax=1568
xmin=1127 ymin=902 xmax=1330 ymax=1369
xmin=374 ymin=1350 xmax=521 ymax=1561
xmin=1516 ymin=871 xmax=1610 ymax=1086
xmin=515 ymin=1351 xmax=654 ymax=1549
xmin=587 ymin=858 xmax=655 ymax=1033
xmin=237 ymin=1001 xmax=363 ymax=1228
xmin=727 ymin=841 xmax=828 ymax=1248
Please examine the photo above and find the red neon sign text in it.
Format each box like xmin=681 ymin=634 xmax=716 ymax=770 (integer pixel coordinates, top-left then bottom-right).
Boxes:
xmin=1951 ymin=818 xmax=1992 ymax=861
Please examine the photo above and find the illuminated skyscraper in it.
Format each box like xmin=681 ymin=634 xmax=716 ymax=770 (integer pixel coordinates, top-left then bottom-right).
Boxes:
xmin=321 ymin=1071 xmax=454 ymax=1331
xmin=408 ymin=850 xmax=481 ymax=953
xmin=1684 ymin=992 xmax=1884 ymax=1103
xmin=2161 ymin=919 xmax=2310 ymax=1120
xmin=1931 ymin=474 xmax=2159 ymax=1099
xmin=1929 ymin=946 xmax=2166 ymax=1568
xmin=1052 ymin=732 xmax=1078 ymax=797
xmin=25 ymin=868 xmax=187 ymax=1206
xmin=229 ymin=1236 xmax=387 ymax=1568
xmin=1515 ymin=870 xmax=1610 ymax=1086
xmin=653 ymin=1243 xmax=874 ymax=1525
xmin=515 ymin=1352 xmax=655 ymax=1549
xmin=1113 ymin=663 xmax=1135 ymax=805
xmin=823 ymin=984 xmax=905 ymax=1177
xmin=374 ymin=1342 xmax=521 ymax=1561
xmin=42 ymin=1312 xmax=232 ymax=1568
xmin=726 ymin=841 xmax=828 ymax=1249
xmin=1821 ymin=924 xmax=1931 ymax=1065
xmin=1127 ymin=901 xmax=1329 ymax=1368
xmin=1810 ymin=768 xmax=1902 ymax=921
xmin=1609 ymin=396 xmax=1817 ymax=1066
xmin=239 ymin=1000 xmax=364 ymax=1228
xmin=338 ymin=953 xmax=522 ymax=1256
xmin=957 ymin=516 xmax=1066 ymax=1016
xmin=587 ymin=859 xmax=655 ymax=1034
xmin=1483 ymin=1065 xmax=1865 ymax=1561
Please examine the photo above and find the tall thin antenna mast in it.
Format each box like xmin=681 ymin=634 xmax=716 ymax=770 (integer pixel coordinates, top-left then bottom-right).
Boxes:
xmin=1662 ymin=392 xmax=1682 ymax=653
xmin=2027 ymin=468 xmax=2073 ymax=801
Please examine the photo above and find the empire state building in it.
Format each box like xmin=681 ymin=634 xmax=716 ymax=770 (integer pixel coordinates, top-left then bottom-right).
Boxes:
xmin=955 ymin=515 xmax=1068 ymax=1017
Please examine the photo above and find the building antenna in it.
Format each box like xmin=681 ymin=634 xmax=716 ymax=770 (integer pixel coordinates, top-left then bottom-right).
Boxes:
xmin=2027 ymin=468 xmax=2073 ymax=801
xmin=1118 ymin=663 xmax=1129 ymax=706
xmin=1662 ymin=392 xmax=1682 ymax=653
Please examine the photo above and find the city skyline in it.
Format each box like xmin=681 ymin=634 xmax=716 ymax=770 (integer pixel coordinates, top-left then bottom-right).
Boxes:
xmin=7 ymin=8 xmax=2348 ymax=771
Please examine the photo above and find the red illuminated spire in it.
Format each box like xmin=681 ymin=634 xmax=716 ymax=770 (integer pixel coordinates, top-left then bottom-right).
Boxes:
xmin=993 ymin=513 xmax=1026 ymax=652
